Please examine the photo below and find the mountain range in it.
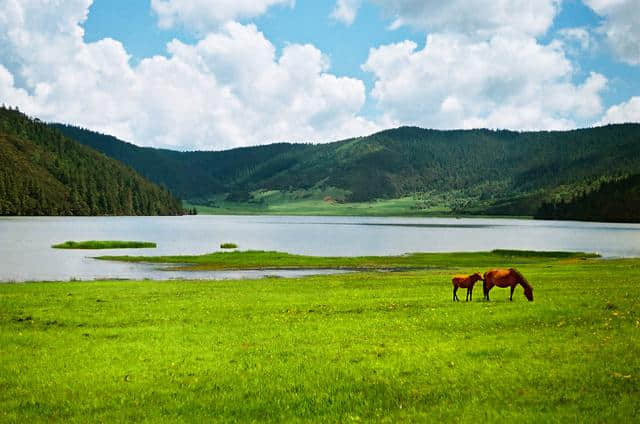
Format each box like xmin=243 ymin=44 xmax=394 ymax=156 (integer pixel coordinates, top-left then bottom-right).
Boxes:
xmin=2 ymin=105 xmax=638 ymax=220
xmin=54 ymin=121 xmax=640 ymax=219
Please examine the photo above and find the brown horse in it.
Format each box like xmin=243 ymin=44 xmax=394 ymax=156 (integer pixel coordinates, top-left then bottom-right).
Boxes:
xmin=452 ymin=273 xmax=483 ymax=302
xmin=483 ymin=268 xmax=533 ymax=301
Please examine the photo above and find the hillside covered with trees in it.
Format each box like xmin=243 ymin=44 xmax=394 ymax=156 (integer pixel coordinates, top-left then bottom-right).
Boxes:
xmin=53 ymin=124 xmax=308 ymax=200
xmin=0 ymin=107 xmax=184 ymax=216
xmin=55 ymin=122 xmax=640 ymax=220
xmin=535 ymin=174 xmax=640 ymax=223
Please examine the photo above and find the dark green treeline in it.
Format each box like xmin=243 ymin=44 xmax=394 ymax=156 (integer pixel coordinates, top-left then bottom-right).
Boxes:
xmin=535 ymin=174 xmax=640 ymax=223
xmin=0 ymin=107 xmax=184 ymax=216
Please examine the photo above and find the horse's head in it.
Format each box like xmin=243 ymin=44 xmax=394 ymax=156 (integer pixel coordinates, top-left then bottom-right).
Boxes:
xmin=523 ymin=285 xmax=534 ymax=301
xmin=472 ymin=272 xmax=483 ymax=282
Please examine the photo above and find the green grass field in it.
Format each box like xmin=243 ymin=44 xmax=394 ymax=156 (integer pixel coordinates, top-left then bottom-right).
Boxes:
xmin=185 ymin=188 xmax=533 ymax=218
xmin=52 ymin=240 xmax=157 ymax=249
xmin=1 ymin=253 xmax=639 ymax=422
xmin=185 ymin=189 xmax=455 ymax=217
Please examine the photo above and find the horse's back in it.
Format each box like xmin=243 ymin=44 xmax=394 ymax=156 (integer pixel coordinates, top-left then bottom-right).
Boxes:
xmin=452 ymin=274 xmax=478 ymax=288
xmin=452 ymin=275 xmax=465 ymax=286
xmin=484 ymin=269 xmax=498 ymax=283
xmin=452 ymin=275 xmax=471 ymax=287
xmin=484 ymin=269 xmax=517 ymax=286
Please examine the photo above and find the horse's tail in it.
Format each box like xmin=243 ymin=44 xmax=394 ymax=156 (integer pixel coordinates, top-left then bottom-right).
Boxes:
xmin=509 ymin=268 xmax=531 ymax=288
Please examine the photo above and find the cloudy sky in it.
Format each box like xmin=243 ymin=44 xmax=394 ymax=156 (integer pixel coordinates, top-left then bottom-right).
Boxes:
xmin=1 ymin=0 xmax=639 ymax=150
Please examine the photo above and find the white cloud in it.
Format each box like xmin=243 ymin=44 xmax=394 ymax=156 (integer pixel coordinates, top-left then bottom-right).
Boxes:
xmin=0 ymin=0 xmax=622 ymax=153
xmin=583 ymin=0 xmax=640 ymax=65
xmin=0 ymin=1 xmax=379 ymax=150
xmin=150 ymin=0 xmax=294 ymax=33
xmin=557 ymin=27 xmax=593 ymax=53
xmin=597 ymin=97 xmax=640 ymax=125
xmin=331 ymin=0 xmax=362 ymax=25
xmin=362 ymin=33 xmax=607 ymax=130
xmin=0 ymin=65 xmax=35 ymax=110
xmin=335 ymin=0 xmax=560 ymax=37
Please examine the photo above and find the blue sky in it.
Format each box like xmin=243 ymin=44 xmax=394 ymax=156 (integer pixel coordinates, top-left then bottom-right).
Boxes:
xmin=1 ymin=0 xmax=639 ymax=150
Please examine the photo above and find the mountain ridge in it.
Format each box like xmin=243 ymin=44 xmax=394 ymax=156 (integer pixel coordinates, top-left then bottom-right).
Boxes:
xmin=53 ymin=121 xmax=640 ymax=219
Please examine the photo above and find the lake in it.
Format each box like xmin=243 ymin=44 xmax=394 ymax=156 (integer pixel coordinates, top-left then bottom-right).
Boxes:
xmin=1 ymin=215 xmax=639 ymax=282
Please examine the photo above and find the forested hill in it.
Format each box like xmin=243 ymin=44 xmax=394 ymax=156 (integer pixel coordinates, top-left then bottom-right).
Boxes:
xmin=53 ymin=124 xmax=307 ymax=199
xmin=535 ymin=174 xmax=640 ymax=223
xmin=0 ymin=108 xmax=184 ymax=216
xmin=54 ymin=122 xmax=640 ymax=218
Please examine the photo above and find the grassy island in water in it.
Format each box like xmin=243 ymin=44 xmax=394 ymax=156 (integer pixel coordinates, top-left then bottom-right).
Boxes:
xmin=96 ymin=249 xmax=598 ymax=270
xmin=52 ymin=240 xmax=157 ymax=249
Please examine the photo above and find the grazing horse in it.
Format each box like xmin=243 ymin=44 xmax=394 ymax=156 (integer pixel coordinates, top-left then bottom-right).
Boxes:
xmin=452 ymin=273 xmax=483 ymax=302
xmin=483 ymin=268 xmax=533 ymax=301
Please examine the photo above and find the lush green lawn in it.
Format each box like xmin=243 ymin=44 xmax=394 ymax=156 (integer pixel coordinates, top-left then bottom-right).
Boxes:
xmin=52 ymin=240 xmax=156 ymax=249
xmin=1 ymin=255 xmax=639 ymax=422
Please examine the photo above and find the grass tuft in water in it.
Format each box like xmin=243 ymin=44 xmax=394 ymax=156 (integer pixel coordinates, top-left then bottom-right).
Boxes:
xmin=490 ymin=249 xmax=600 ymax=258
xmin=52 ymin=240 xmax=156 ymax=249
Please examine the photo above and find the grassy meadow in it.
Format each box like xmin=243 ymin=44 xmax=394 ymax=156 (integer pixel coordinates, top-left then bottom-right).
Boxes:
xmin=1 ymin=252 xmax=639 ymax=422
xmin=185 ymin=189 xmax=455 ymax=217
xmin=184 ymin=191 xmax=532 ymax=218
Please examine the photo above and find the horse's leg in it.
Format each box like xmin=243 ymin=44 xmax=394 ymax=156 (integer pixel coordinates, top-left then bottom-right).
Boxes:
xmin=486 ymin=286 xmax=491 ymax=301
xmin=465 ymin=288 xmax=469 ymax=302
xmin=470 ymin=286 xmax=473 ymax=301
xmin=453 ymin=286 xmax=458 ymax=301
xmin=510 ymin=285 xmax=515 ymax=301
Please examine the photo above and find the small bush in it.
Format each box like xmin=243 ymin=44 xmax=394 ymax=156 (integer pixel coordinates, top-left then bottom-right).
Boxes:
xmin=220 ymin=243 xmax=238 ymax=249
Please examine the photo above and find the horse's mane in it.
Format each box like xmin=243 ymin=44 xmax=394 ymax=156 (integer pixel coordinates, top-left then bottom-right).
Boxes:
xmin=509 ymin=268 xmax=531 ymax=289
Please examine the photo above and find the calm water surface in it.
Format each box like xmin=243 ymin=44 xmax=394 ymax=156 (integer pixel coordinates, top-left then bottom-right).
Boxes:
xmin=1 ymin=215 xmax=639 ymax=282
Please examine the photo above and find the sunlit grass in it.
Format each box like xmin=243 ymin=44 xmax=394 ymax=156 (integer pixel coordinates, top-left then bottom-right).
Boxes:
xmin=0 ymin=251 xmax=640 ymax=423
xmin=1 ymin=254 xmax=638 ymax=421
